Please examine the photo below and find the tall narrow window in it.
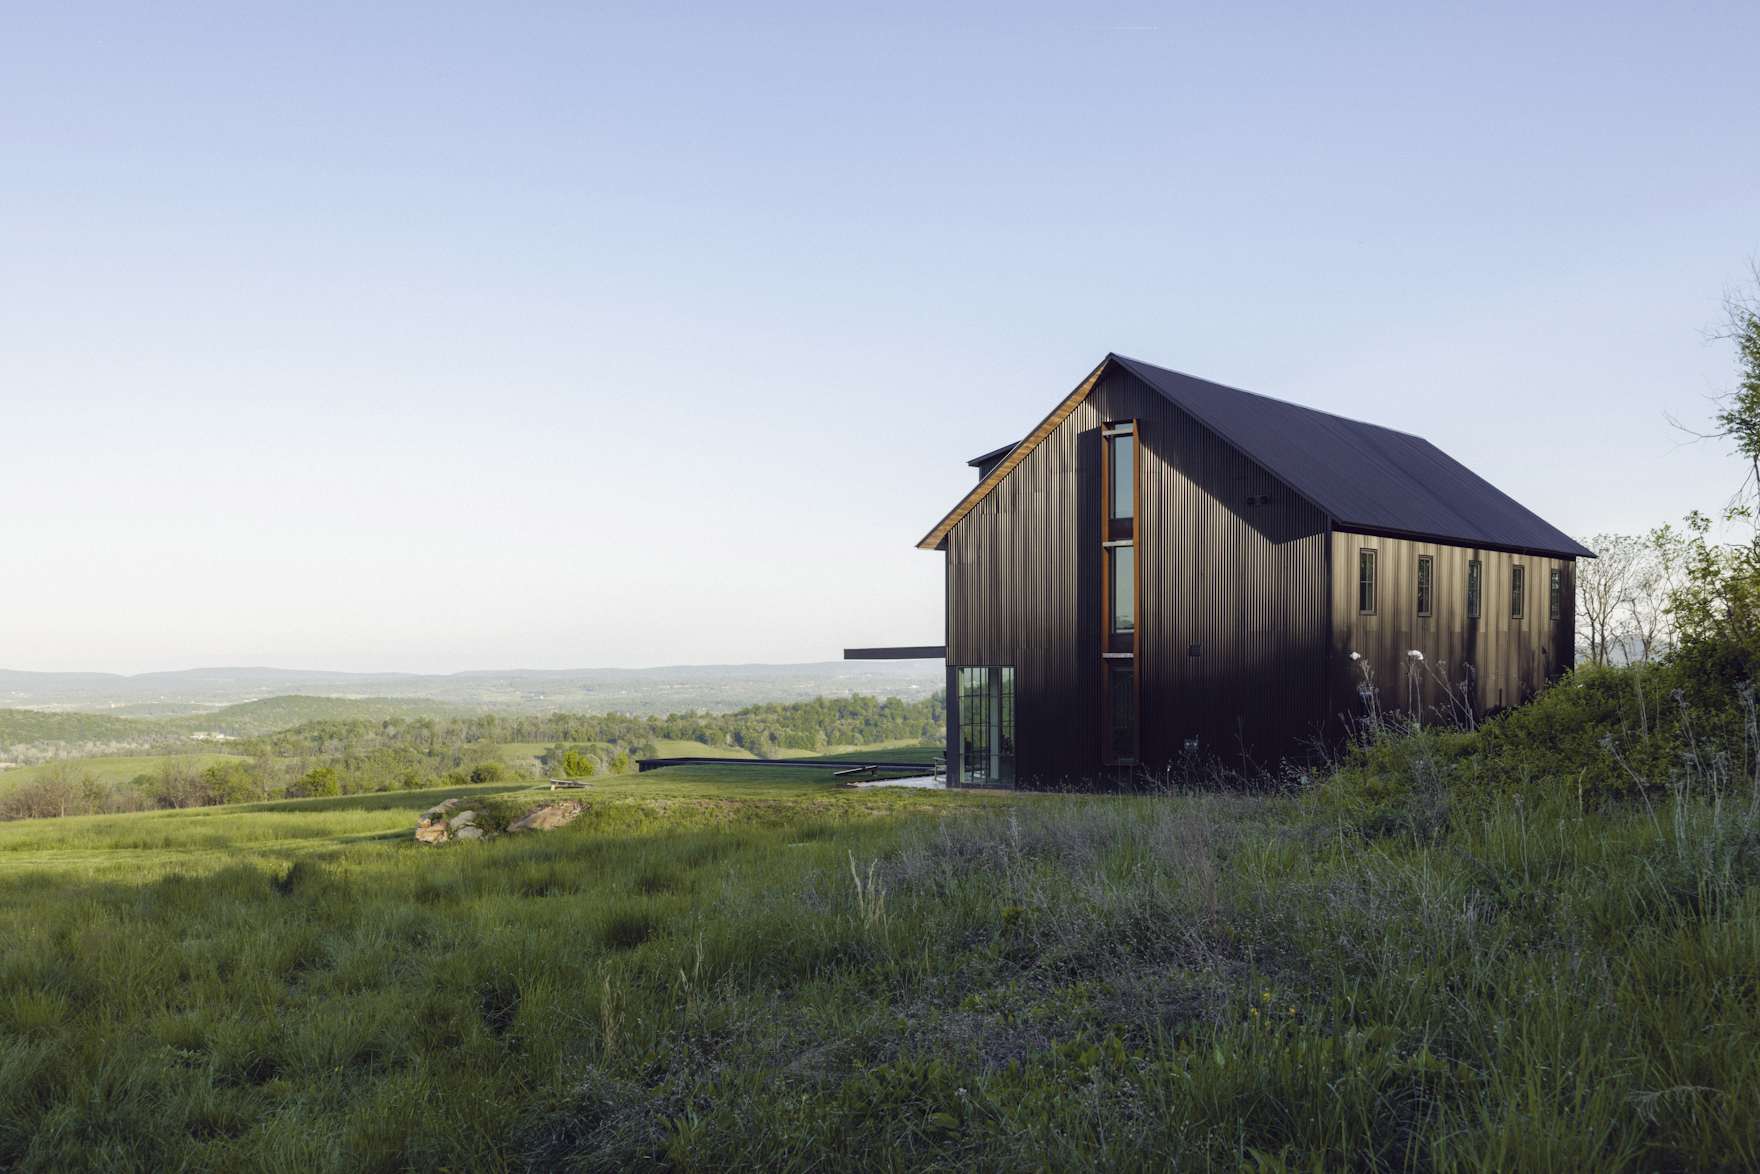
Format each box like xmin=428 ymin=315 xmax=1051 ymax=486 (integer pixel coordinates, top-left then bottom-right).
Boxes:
xmin=1106 ymin=423 xmax=1135 ymax=521
xmin=1106 ymin=661 xmax=1136 ymax=763
xmin=1549 ymin=568 xmax=1562 ymax=621
xmin=1108 ymin=542 xmax=1134 ymax=633
xmin=1467 ymin=560 xmax=1482 ymax=619
xmin=1511 ymin=565 xmax=1525 ymax=619
xmin=1101 ymin=421 xmax=1138 ymax=766
xmin=1416 ymin=555 xmax=1434 ymax=617
xmin=1358 ymin=549 xmax=1377 ymax=614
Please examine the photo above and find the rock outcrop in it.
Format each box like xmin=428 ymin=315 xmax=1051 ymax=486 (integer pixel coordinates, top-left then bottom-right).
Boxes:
xmin=415 ymin=798 xmax=463 ymax=845
xmin=415 ymin=798 xmax=585 ymax=844
xmin=507 ymin=801 xmax=585 ymax=833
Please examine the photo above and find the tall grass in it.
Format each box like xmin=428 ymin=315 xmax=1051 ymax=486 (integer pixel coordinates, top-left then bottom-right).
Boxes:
xmin=0 ymin=743 xmax=1756 ymax=1168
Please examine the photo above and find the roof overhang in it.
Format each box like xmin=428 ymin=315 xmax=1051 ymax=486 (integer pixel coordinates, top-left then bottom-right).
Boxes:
xmin=1333 ymin=522 xmax=1594 ymax=561
xmin=916 ymin=356 xmax=1111 ymax=551
xmin=843 ymin=646 xmax=947 ymax=660
xmin=965 ymin=442 xmax=1018 ymax=468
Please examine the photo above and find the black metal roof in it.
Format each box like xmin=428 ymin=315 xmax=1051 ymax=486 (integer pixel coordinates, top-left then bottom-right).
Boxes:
xmin=966 ymin=442 xmax=1017 ymax=468
xmin=1110 ymin=354 xmax=1594 ymax=559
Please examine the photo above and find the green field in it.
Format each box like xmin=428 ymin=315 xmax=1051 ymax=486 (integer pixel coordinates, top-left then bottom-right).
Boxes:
xmin=0 ymin=753 xmax=251 ymax=790
xmin=644 ymin=738 xmax=936 ymax=762
xmin=648 ymin=738 xmax=756 ymax=759
xmin=1 ymin=746 xmax=1756 ymax=1170
xmin=803 ymin=744 xmax=942 ymax=764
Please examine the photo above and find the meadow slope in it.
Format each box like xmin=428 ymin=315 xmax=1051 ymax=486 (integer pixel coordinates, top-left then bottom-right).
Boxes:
xmin=1 ymin=757 xmax=1756 ymax=1170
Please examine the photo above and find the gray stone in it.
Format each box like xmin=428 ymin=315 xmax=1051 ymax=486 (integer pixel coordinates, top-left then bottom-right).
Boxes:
xmin=447 ymin=811 xmax=479 ymax=831
xmin=453 ymin=825 xmax=486 ymax=841
xmin=421 ymin=798 xmax=460 ymax=822
xmin=415 ymin=823 xmax=449 ymax=844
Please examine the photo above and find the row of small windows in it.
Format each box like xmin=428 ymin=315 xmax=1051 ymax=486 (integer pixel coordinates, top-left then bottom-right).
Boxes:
xmin=1358 ymin=551 xmax=1562 ymax=621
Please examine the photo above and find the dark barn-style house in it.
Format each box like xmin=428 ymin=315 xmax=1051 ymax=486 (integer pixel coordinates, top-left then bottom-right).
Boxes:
xmin=852 ymin=354 xmax=1592 ymax=787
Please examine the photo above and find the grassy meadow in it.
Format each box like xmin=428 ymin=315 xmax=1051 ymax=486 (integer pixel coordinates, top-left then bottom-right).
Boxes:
xmin=2 ymin=742 xmax=1757 ymax=1170
xmin=0 ymin=753 xmax=251 ymax=791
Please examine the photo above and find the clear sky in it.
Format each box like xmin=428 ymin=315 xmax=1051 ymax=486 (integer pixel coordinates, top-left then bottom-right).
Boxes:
xmin=2 ymin=2 xmax=1756 ymax=673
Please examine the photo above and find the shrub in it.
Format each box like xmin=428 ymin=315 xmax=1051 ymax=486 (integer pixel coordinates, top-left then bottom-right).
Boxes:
xmin=1321 ymin=658 xmax=1757 ymax=833
xmin=288 ymin=766 xmax=341 ymax=799
xmin=1476 ymin=664 xmax=1680 ymax=793
xmin=199 ymin=762 xmax=257 ymax=806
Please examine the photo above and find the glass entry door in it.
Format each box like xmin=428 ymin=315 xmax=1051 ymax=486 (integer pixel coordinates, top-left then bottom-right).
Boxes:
xmin=957 ymin=666 xmax=1015 ymax=785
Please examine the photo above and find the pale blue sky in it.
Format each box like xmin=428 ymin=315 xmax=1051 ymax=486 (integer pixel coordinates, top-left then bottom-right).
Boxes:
xmin=2 ymin=2 xmax=1756 ymax=673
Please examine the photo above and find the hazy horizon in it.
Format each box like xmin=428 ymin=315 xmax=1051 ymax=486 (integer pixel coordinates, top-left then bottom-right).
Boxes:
xmin=0 ymin=659 xmax=945 ymax=678
xmin=5 ymin=2 xmax=1757 ymax=674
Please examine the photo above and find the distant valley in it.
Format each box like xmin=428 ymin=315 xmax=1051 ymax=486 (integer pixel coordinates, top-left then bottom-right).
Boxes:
xmin=0 ymin=661 xmax=944 ymax=717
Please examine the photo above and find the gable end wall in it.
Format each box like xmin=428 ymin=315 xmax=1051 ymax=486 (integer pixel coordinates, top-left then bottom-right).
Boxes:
xmin=945 ymin=365 xmax=1332 ymax=781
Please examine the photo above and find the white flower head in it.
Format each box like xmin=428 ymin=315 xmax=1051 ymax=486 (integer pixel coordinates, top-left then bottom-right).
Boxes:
xmin=1349 ymin=651 xmax=1362 ymax=662
xmin=1407 ymin=649 xmax=1425 ymax=661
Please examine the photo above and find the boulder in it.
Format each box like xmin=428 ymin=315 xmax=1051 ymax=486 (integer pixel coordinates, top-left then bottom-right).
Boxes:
xmin=415 ymin=822 xmax=449 ymax=844
xmin=421 ymin=798 xmax=460 ymax=823
xmin=453 ymin=825 xmax=486 ymax=841
xmin=507 ymin=801 xmax=585 ymax=833
xmin=447 ymin=811 xmax=479 ymax=831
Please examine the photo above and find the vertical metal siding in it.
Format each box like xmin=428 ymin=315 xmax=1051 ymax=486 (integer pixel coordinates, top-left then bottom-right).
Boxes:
xmin=1327 ymin=532 xmax=1576 ymax=724
xmin=946 ymin=366 xmax=1332 ymax=783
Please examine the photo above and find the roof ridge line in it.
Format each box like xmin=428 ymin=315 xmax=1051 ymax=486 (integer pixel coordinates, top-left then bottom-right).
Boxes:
xmin=1108 ymin=353 xmax=1430 ymax=442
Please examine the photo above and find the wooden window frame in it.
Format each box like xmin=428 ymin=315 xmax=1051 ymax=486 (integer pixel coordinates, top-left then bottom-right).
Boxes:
xmin=1103 ymin=421 xmax=1136 ymax=526
xmin=1466 ymin=559 xmax=1482 ymax=620
xmin=1511 ymin=565 xmax=1525 ymax=620
xmin=1104 ymin=539 xmax=1135 ymax=637
xmin=1549 ymin=567 xmax=1562 ymax=622
xmin=1100 ymin=420 xmax=1141 ymax=765
xmin=1358 ymin=548 xmax=1377 ymax=615
xmin=1416 ymin=554 xmax=1434 ymax=618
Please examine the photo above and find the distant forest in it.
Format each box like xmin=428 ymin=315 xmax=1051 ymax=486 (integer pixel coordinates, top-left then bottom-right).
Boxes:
xmin=241 ymin=693 xmax=945 ymax=761
xmin=0 ymin=692 xmax=946 ymax=820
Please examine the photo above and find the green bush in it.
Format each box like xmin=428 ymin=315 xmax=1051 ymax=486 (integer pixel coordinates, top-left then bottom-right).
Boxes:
xmin=1477 ymin=663 xmax=1681 ymax=792
xmin=1321 ymin=658 xmax=1755 ymax=830
xmin=467 ymin=762 xmax=506 ymax=785
xmin=288 ymin=766 xmax=340 ymax=799
xmin=200 ymin=762 xmax=258 ymax=805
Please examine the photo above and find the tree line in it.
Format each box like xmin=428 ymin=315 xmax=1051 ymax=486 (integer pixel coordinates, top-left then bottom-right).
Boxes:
xmin=1576 ymin=266 xmax=1760 ymax=674
xmin=0 ymin=692 xmax=946 ymax=821
xmin=236 ymin=693 xmax=945 ymax=762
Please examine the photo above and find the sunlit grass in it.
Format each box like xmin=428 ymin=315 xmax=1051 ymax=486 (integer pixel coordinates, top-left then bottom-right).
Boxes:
xmin=0 ymin=760 xmax=1755 ymax=1170
xmin=0 ymin=753 xmax=250 ymax=791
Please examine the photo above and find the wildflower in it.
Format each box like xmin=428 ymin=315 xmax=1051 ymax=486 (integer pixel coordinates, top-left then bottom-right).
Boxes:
xmin=1407 ymin=649 xmax=1424 ymax=661
xmin=1349 ymin=651 xmax=1363 ymax=662
xmin=1249 ymin=1007 xmax=1259 ymax=1018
